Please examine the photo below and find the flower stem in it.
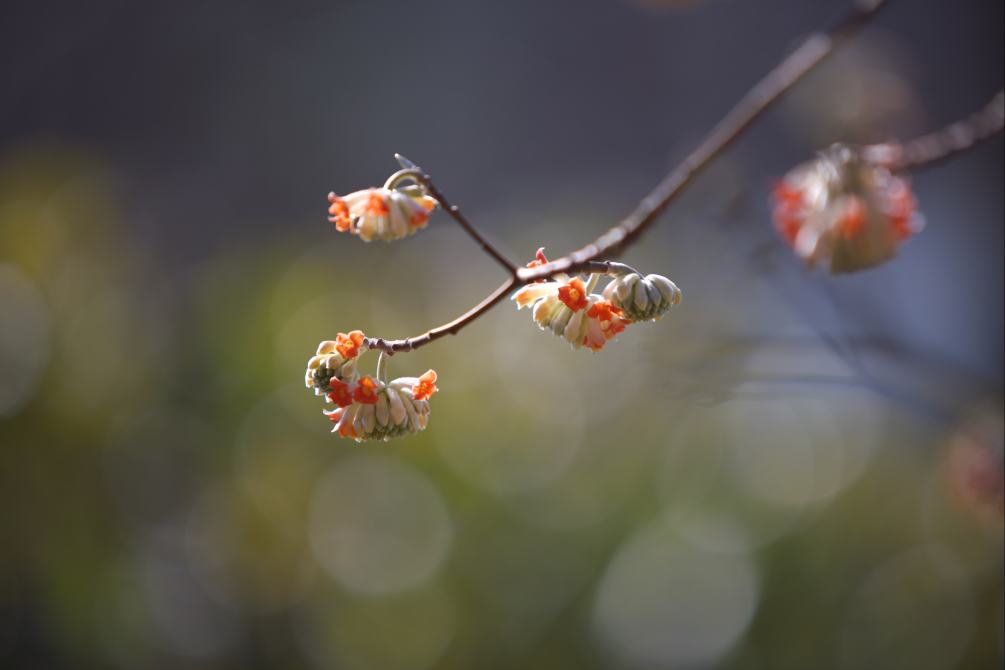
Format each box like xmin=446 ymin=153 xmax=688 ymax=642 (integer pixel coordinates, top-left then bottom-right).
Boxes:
xmin=395 ymin=153 xmax=519 ymax=276
xmin=376 ymin=350 xmax=389 ymax=385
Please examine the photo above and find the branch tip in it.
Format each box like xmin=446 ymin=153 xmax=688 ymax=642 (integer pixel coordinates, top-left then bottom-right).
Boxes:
xmin=395 ymin=153 xmax=418 ymax=170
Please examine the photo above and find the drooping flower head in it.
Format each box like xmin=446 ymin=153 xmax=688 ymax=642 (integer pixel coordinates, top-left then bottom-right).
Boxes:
xmin=512 ymin=261 xmax=631 ymax=352
xmin=322 ymin=375 xmax=435 ymax=442
xmin=511 ymin=250 xmax=681 ymax=351
xmin=306 ymin=333 xmax=438 ymax=441
xmin=327 ymin=184 xmax=437 ymax=242
xmin=772 ymin=143 xmax=923 ymax=273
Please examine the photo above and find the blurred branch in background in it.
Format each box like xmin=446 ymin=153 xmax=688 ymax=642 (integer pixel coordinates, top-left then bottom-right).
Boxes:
xmin=864 ymin=89 xmax=1005 ymax=171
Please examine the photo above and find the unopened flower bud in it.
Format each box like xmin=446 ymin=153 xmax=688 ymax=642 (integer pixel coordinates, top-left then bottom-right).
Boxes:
xmin=602 ymin=273 xmax=681 ymax=321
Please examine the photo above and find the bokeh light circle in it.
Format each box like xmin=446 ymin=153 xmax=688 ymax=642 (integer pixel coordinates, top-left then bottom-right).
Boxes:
xmin=309 ymin=455 xmax=453 ymax=596
xmin=837 ymin=544 xmax=975 ymax=670
xmin=592 ymin=518 xmax=760 ymax=667
xmin=0 ymin=263 xmax=51 ymax=417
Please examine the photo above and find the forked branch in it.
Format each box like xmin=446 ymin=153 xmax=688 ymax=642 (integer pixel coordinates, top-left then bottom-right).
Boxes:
xmin=365 ymin=0 xmax=893 ymax=355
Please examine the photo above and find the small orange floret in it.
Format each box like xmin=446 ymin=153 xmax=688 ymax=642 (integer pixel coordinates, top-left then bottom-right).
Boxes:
xmin=410 ymin=210 xmax=430 ymax=228
xmin=557 ymin=277 xmax=589 ymax=311
xmin=326 ymin=379 xmax=354 ymax=407
xmin=772 ymin=181 xmax=804 ymax=245
xmin=338 ymin=420 xmax=357 ymax=438
xmin=527 ymin=247 xmax=548 ymax=269
xmin=326 ymin=408 xmax=344 ymax=423
xmin=328 ymin=193 xmax=352 ymax=232
xmin=526 ymin=247 xmax=549 ymax=282
xmin=353 ymin=375 xmax=380 ymax=404
xmin=588 ymin=300 xmax=628 ymax=337
xmin=412 ymin=369 xmax=438 ymax=401
xmin=838 ymin=196 xmax=865 ymax=239
xmin=887 ymin=180 xmax=916 ymax=240
xmin=334 ymin=330 xmax=366 ymax=360
xmin=364 ymin=189 xmax=389 ymax=216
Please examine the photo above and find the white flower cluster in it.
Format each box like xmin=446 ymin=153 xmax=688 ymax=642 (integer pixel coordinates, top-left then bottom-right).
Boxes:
xmin=305 ymin=331 xmax=439 ymax=442
xmin=323 ymin=376 xmax=433 ymax=442
xmin=512 ymin=250 xmax=681 ymax=352
xmin=328 ymin=185 xmax=437 ymax=242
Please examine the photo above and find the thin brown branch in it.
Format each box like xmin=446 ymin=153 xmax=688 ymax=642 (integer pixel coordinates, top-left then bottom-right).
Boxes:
xmin=364 ymin=0 xmax=890 ymax=356
xmin=863 ymin=90 xmax=1005 ymax=172
xmin=395 ymin=153 xmax=519 ymax=275
xmin=364 ymin=278 xmax=516 ymax=354
xmin=521 ymin=0 xmax=890 ymax=282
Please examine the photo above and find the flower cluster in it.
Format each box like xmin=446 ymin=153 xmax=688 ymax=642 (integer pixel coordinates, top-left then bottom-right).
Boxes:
xmin=305 ymin=330 xmax=439 ymax=441
xmin=327 ymin=185 xmax=437 ymax=242
xmin=773 ymin=143 xmax=923 ymax=274
xmin=322 ymin=372 xmax=436 ymax=442
xmin=511 ymin=249 xmax=679 ymax=351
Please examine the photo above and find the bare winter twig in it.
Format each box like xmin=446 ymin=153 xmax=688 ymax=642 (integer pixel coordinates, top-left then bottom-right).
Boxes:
xmin=393 ymin=154 xmax=520 ymax=275
xmin=863 ymin=89 xmax=1005 ymax=172
xmin=364 ymin=0 xmax=892 ymax=355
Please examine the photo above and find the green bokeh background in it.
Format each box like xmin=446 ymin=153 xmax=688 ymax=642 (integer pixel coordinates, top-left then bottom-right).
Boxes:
xmin=1 ymin=0 xmax=1002 ymax=668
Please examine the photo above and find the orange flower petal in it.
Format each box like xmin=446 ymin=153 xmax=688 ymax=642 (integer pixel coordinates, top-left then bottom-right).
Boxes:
xmin=557 ymin=277 xmax=588 ymax=311
xmin=410 ymin=210 xmax=429 ymax=228
xmin=413 ymin=369 xmax=439 ymax=401
xmin=838 ymin=196 xmax=865 ymax=239
xmin=772 ymin=181 xmax=804 ymax=245
xmin=353 ymin=375 xmax=380 ymax=405
xmin=328 ymin=193 xmax=352 ymax=232
xmin=334 ymin=330 xmax=366 ymax=360
xmin=364 ymin=189 xmax=389 ymax=216
xmin=326 ymin=379 xmax=354 ymax=407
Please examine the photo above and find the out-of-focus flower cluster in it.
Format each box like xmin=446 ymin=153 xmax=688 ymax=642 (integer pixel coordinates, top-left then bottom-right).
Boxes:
xmin=512 ymin=249 xmax=681 ymax=351
xmin=305 ymin=330 xmax=438 ymax=441
xmin=328 ymin=184 xmax=437 ymax=242
xmin=773 ymin=143 xmax=922 ymax=274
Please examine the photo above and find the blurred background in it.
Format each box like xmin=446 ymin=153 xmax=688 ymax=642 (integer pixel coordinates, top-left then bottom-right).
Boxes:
xmin=1 ymin=0 xmax=1002 ymax=668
